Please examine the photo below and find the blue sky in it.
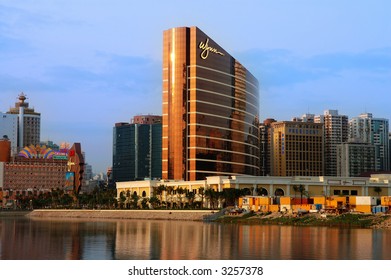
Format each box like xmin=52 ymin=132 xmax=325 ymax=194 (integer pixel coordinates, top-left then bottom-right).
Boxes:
xmin=0 ymin=0 xmax=390 ymax=174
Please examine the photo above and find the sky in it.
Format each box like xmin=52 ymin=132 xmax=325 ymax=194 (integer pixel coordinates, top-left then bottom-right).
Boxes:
xmin=0 ymin=0 xmax=390 ymax=174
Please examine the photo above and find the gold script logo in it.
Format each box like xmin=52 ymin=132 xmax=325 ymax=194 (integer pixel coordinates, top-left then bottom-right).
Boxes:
xmin=198 ymin=38 xmax=225 ymax=59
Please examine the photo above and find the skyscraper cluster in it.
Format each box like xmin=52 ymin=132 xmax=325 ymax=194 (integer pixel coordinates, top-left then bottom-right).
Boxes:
xmin=111 ymin=26 xmax=390 ymax=184
xmin=260 ymin=110 xmax=389 ymax=177
xmin=0 ymin=94 xmax=87 ymax=205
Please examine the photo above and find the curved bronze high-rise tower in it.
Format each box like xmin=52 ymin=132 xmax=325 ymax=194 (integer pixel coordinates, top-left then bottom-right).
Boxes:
xmin=163 ymin=27 xmax=259 ymax=181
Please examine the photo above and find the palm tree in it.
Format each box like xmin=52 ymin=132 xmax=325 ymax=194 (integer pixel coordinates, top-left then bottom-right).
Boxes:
xmin=198 ymin=187 xmax=205 ymax=208
xmin=126 ymin=190 xmax=131 ymax=209
xmin=141 ymin=197 xmax=149 ymax=209
xmin=166 ymin=186 xmax=174 ymax=209
xmin=297 ymin=185 xmax=306 ymax=204
xmin=185 ymin=190 xmax=195 ymax=208
xmin=221 ymin=188 xmax=242 ymax=207
xmin=131 ymin=192 xmax=140 ymax=209
xmin=176 ymin=186 xmax=185 ymax=208
xmin=293 ymin=185 xmax=299 ymax=198
xmin=155 ymin=184 xmax=166 ymax=208
xmin=119 ymin=191 xmax=126 ymax=209
xmin=205 ymin=188 xmax=220 ymax=209
xmin=149 ymin=196 xmax=159 ymax=209
xmin=204 ymin=188 xmax=214 ymax=209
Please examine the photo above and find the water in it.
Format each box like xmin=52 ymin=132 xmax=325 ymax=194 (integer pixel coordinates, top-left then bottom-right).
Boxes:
xmin=1 ymin=215 xmax=391 ymax=260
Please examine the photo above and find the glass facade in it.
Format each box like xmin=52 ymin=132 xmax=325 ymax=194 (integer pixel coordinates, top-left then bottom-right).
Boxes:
xmin=112 ymin=123 xmax=162 ymax=182
xmin=163 ymin=27 xmax=260 ymax=181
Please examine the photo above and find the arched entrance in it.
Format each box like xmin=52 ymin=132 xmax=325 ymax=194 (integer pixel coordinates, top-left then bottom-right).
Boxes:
xmin=257 ymin=187 xmax=268 ymax=196
xmin=274 ymin=188 xmax=284 ymax=196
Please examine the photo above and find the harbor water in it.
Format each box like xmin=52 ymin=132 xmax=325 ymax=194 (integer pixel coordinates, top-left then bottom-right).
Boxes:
xmin=1 ymin=215 xmax=391 ymax=260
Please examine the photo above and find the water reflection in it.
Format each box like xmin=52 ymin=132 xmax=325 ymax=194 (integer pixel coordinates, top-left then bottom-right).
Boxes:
xmin=1 ymin=216 xmax=390 ymax=260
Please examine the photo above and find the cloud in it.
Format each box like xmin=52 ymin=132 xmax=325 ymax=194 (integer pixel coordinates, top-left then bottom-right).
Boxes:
xmin=1 ymin=0 xmax=389 ymax=174
xmin=237 ymin=47 xmax=391 ymax=89
xmin=306 ymin=48 xmax=391 ymax=72
xmin=0 ymin=48 xmax=163 ymax=174
xmin=232 ymin=48 xmax=391 ymax=122
xmin=50 ymin=53 xmax=162 ymax=173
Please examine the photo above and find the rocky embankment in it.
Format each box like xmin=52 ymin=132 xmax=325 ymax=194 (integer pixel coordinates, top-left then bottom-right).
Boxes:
xmin=216 ymin=211 xmax=391 ymax=229
xmin=27 ymin=209 xmax=215 ymax=221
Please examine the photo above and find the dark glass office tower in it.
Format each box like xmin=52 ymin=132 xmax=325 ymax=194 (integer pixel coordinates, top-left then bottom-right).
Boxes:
xmin=162 ymin=27 xmax=260 ymax=181
xmin=112 ymin=119 xmax=162 ymax=182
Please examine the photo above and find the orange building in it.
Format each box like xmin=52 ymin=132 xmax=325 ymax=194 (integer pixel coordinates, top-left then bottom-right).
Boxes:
xmin=162 ymin=26 xmax=260 ymax=181
xmin=270 ymin=121 xmax=324 ymax=176
xmin=0 ymin=137 xmax=11 ymax=162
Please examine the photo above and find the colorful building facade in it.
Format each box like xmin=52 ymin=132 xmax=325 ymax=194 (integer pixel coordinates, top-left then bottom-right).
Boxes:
xmin=0 ymin=142 xmax=84 ymax=206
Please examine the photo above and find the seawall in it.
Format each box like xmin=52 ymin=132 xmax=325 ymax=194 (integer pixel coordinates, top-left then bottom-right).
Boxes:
xmin=27 ymin=209 xmax=216 ymax=221
xmin=0 ymin=211 xmax=31 ymax=217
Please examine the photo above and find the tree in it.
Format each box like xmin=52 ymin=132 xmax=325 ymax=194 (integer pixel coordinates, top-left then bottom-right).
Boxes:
xmin=141 ymin=197 xmax=149 ymax=209
xmin=98 ymin=188 xmax=117 ymax=209
xmin=185 ymin=191 xmax=195 ymax=208
xmin=125 ymin=190 xmax=131 ymax=209
xmin=205 ymin=188 xmax=220 ymax=209
xmin=131 ymin=192 xmax=140 ymax=209
xmin=198 ymin=187 xmax=205 ymax=208
xmin=51 ymin=188 xmax=60 ymax=208
xmin=291 ymin=185 xmax=306 ymax=203
xmin=219 ymin=188 xmax=242 ymax=207
xmin=60 ymin=193 xmax=73 ymax=208
xmin=119 ymin=192 xmax=126 ymax=209
xmin=297 ymin=185 xmax=306 ymax=204
xmin=166 ymin=186 xmax=174 ymax=209
xmin=155 ymin=184 xmax=166 ymax=208
xmin=293 ymin=185 xmax=299 ymax=198
xmin=176 ymin=186 xmax=185 ymax=208
xmin=149 ymin=196 xmax=159 ymax=209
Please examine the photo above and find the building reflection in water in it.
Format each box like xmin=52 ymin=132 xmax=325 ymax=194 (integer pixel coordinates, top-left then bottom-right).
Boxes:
xmin=0 ymin=217 xmax=117 ymax=260
xmin=114 ymin=220 xmax=391 ymax=260
xmin=1 ymin=217 xmax=391 ymax=260
xmin=236 ymin=225 xmax=391 ymax=260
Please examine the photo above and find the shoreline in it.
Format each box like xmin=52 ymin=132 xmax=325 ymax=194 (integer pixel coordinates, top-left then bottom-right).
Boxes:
xmin=0 ymin=210 xmax=32 ymax=217
xmin=27 ymin=209 xmax=216 ymax=221
xmin=9 ymin=209 xmax=391 ymax=229
xmin=215 ymin=211 xmax=391 ymax=229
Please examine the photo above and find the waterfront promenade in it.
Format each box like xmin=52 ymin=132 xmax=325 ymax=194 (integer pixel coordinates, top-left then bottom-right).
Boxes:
xmin=27 ymin=209 xmax=216 ymax=221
